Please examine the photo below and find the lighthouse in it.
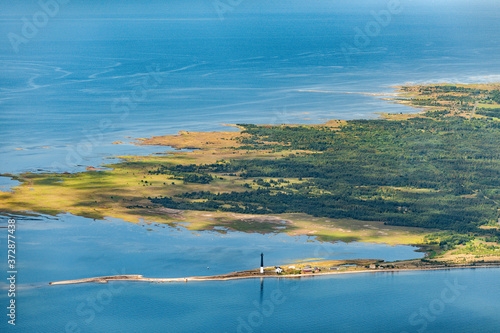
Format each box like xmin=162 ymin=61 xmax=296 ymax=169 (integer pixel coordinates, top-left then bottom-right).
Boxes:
xmin=260 ymin=253 xmax=264 ymax=274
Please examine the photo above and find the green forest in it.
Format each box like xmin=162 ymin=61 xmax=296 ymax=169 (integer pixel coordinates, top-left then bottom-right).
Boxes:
xmin=150 ymin=108 xmax=500 ymax=235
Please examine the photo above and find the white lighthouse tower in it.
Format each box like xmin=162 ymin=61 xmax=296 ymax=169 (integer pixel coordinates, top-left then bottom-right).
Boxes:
xmin=260 ymin=253 xmax=264 ymax=274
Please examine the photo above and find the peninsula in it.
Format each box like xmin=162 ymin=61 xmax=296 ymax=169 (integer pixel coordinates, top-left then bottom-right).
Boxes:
xmin=49 ymin=259 xmax=500 ymax=286
xmin=3 ymin=83 xmax=500 ymax=265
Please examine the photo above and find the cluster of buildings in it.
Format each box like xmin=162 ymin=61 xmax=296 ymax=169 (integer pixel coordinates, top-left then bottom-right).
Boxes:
xmin=259 ymin=254 xmax=382 ymax=275
xmin=287 ymin=265 xmax=341 ymax=274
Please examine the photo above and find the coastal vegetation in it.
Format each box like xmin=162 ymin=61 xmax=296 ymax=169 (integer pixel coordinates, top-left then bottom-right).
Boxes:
xmin=2 ymin=83 xmax=500 ymax=262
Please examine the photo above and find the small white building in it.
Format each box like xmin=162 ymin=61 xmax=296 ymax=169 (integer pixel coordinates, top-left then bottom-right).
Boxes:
xmin=275 ymin=266 xmax=283 ymax=274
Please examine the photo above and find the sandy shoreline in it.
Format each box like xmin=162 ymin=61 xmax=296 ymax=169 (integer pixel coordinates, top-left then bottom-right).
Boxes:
xmin=49 ymin=264 xmax=500 ymax=286
xmin=296 ymin=89 xmax=400 ymax=96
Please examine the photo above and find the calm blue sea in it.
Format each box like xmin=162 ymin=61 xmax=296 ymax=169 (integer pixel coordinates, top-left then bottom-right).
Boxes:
xmin=1 ymin=213 xmax=499 ymax=333
xmin=11 ymin=268 xmax=500 ymax=333
xmin=1 ymin=2 xmax=499 ymax=173
xmin=1 ymin=1 xmax=500 ymax=332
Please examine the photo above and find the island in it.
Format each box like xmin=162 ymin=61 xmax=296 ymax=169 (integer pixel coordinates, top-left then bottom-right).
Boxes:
xmin=2 ymin=83 xmax=500 ymax=269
